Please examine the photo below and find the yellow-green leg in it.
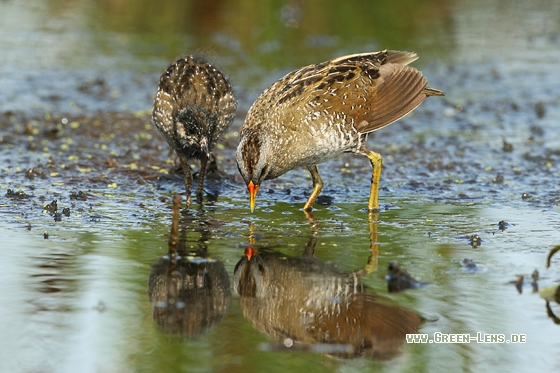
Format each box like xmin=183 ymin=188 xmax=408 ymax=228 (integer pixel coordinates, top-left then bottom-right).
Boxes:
xmin=247 ymin=220 xmax=257 ymax=246
xmin=365 ymin=212 xmax=380 ymax=273
xmin=178 ymin=153 xmax=193 ymax=208
xmin=303 ymin=165 xmax=323 ymax=212
xmin=302 ymin=236 xmax=317 ymax=257
xmin=365 ymin=150 xmax=383 ymax=212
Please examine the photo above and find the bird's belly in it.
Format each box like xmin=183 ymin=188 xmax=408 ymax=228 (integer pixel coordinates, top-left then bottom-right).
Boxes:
xmin=265 ymin=121 xmax=363 ymax=179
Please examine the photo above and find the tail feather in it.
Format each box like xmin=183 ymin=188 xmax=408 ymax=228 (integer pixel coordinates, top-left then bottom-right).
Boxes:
xmin=423 ymin=87 xmax=445 ymax=97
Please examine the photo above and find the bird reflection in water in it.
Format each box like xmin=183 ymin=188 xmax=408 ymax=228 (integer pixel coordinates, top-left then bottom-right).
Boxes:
xmin=233 ymin=235 xmax=423 ymax=359
xmin=386 ymin=260 xmax=428 ymax=293
xmin=148 ymin=195 xmax=231 ymax=337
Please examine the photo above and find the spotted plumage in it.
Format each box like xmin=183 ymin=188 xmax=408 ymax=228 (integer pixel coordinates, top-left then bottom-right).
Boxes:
xmin=236 ymin=50 xmax=444 ymax=212
xmin=153 ymin=55 xmax=237 ymax=207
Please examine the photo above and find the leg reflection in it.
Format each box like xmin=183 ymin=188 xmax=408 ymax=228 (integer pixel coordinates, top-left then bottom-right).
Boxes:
xmin=148 ymin=195 xmax=231 ymax=337
xmin=366 ymin=212 xmax=380 ymax=273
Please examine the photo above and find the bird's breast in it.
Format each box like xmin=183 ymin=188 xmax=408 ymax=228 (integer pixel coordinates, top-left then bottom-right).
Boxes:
xmin=262 ymin=110 xmax=364 ymax=177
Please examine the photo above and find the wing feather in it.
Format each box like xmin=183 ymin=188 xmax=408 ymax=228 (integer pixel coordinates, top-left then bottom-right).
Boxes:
xmin=248 ymin=50 xmax=443 ymax=135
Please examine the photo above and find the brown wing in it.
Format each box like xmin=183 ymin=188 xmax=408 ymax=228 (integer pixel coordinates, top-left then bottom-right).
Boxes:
xmin=154 ymin=55 xmax=237 ymax=141
xmin=259 ymin=50 xmax=443 ymax=134
xmin=360 ymin=63 xmax=430 ymax=132
xmin=166 ymin=56 xmax=235 ymax=116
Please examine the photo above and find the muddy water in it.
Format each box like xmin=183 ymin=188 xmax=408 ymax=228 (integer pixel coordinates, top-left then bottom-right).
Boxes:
xmin=1 ymin=0 xmax=560 ymax=372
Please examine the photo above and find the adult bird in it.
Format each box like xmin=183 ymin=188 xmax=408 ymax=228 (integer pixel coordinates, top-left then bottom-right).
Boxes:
xmin=153 ymin=55 xmax=237 ymax=207
xmin=236 ymin=50 xmax=443 ymax=213
xmin=233 ymin=243 xmax=423 ymax=359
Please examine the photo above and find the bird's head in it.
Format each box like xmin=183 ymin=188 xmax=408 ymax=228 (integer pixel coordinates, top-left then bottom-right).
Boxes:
xmin=176 ymin=107 xmax=212 ymax=159
xmin=233 ymin=247 xmax=265 ymax=297
xmin=236 ymin=130 xmax=270 ymax=212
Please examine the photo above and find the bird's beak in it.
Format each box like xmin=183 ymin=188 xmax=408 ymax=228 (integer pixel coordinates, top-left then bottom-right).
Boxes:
xmin=245 ymin=247 xmax=257 ymax=261
xmin=247 ymin=181 xmax=259 ymax=213
xmin=200 ymin=137 xmax=210 ymax=159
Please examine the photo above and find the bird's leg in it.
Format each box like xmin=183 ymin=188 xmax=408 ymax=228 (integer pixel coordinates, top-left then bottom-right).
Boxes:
xmin=168 ymin=194 xmax=182 ymax=255
xmin=195 ymin=156 xmax=208 ymax=206
xmin=247 ymin=220 xmax=257 ymax=247
xmin=303 ymin=208 xmax=320 ymax=238
xmin=365 ymin=212 xmax=380 ymax=273
xmin=302 ymin=235 xmax=317 ymax=257
xmin=303 ymin=165 xmax=323 ymax=212
xmin=177 ymin=153 xmax=193 ymax=208
xmin=365 ymin=150 xmax=383 ymax=212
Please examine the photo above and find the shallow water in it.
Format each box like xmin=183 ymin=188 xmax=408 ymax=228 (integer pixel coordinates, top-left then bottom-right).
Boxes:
xmin=1 ymin=0 xmax=560 ymax=372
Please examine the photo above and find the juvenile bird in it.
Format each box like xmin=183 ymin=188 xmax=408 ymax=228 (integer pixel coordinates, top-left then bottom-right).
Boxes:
xmin=153 ymin=55 xmax=237 ymax=207
xmin=236 ymin=50 xmax=443 ymax=212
